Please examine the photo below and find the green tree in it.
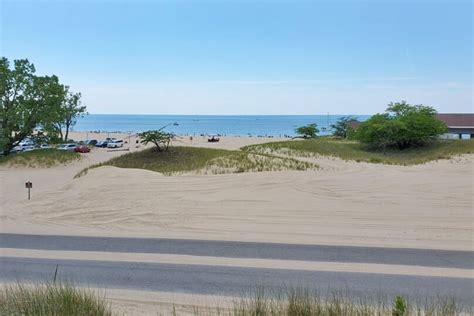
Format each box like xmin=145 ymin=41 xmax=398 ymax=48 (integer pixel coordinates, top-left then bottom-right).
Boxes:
xmin=138 ymin=130 xmax=174 ymax=151
xmin=355 ymin=101 xmax=447 ymax=151
xmin=45 ymin=87 xmax=86 ymax=141
xmin=0 ymin=58 xmax=65 ymax=154
xmin=331 ymin=116 xmax=357 ymax=138
xmin=295 ymin=123 xmax=319 ymax=138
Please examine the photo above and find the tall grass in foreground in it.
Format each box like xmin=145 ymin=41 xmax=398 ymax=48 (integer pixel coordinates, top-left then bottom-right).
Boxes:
xmin=225 ymin=288 xmax=465 ymax=316
xmin=0 ymin=283 xmax=111 ymax=316
xmin=243 ymin=139 xmax=474 ymax=165
xmin=1 ymin=283 xmax=468 ymax=315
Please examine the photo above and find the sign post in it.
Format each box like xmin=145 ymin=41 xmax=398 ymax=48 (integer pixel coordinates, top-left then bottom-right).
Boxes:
xmin=25 ymin=181 xmax=32 ymax=200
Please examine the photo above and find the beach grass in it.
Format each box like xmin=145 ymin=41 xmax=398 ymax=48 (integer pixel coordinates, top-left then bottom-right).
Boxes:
xmin=226 ymin=288 xmax=463 ymax=316
xmin=0 ymin=283 xmax=111 ymax=316
xmin=0 ymin=149 xmax=81 ymax=168
xmin=243 ymin=138 xmax=474 ymax=165
xmin=75 ymin=146 xmax=317 ymax=177
xmin=2 ymin=282 xmax=465 ymax=315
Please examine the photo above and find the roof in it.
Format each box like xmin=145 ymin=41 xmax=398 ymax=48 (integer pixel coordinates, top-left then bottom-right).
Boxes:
xmin=346 ymin=120 xmax=361 ymax=129
xmin=436 ymin=114 xmax=474 ymax=128
xmin=344 ymin=113 xmax=474 ymax=130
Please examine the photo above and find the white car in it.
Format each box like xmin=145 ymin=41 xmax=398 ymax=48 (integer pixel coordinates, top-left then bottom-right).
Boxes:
xmin=57 ymin=143 xmax=77 ymax=151
xmin=22 ymin=145 xmax=36 ymax=152
xmin=12 ymin=143 xmax=35 ymax=152
xmin=19 ymin=139 xmax=34 ymax=147
xmin=107 ymin=140 xmax=123 ymax=148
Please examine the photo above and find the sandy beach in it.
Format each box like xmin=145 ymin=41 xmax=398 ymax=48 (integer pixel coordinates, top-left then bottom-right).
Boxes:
xmin=1 ymin=132 xmax=473 ymax=314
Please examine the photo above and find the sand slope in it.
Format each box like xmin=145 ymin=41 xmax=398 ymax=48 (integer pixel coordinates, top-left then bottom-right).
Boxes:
xmin=1 ymin=139 xmax=472 ymax=250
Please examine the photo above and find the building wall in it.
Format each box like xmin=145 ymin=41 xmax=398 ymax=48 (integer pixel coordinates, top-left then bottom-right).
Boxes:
xmin=440 ymin=127 xmax=474 ymax=140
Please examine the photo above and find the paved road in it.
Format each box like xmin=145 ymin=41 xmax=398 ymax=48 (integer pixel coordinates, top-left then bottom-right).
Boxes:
xmin=1 ymin=257 xmax=473 ymax=305
xmin=1 ymin=233 xmax=472 ymax=269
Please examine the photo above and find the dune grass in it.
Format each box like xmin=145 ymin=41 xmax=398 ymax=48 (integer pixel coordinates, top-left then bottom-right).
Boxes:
xmin=1 ymin=283 xmax=466 ymax=316
xmin=1 ymin=283 xmax=467 ymax=315
xmin=75 ymin=146 xmax=317 ymax=177
xmin=0 ymin=283 xmax=111 ymax=316
xmin=243 ymin=138 xmax=474 ymax=165
xmin=0 ymin=149 xmax=80 ymax=168
xmin=227 ymin=288 xmax=464 ymax=316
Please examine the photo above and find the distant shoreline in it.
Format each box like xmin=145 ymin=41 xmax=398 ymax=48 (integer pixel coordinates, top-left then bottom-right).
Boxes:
xmin=74 ymin=114 xmax=371 ymax=137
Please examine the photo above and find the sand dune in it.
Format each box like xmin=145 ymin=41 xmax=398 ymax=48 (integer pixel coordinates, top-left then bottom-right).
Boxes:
xmin=1 ymin=135 xmax=473 ymax=314
xmin=1 ymin=135 xmax=472 ymax=251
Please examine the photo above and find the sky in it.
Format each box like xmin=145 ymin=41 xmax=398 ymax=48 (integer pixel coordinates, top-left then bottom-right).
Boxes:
xmin=1 ymin=0 xmax=472 ymax=115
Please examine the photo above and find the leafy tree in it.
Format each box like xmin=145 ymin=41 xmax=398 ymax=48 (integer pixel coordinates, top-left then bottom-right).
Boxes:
xmin=331 ymin=116 xmax=357 ymax=138
xmin=355 ymin=101 xmax=447 ymax=151
xmin=0 ymin=58 xmax=65 ymax=154
xmin=138 ymin=130 xmax=173 ymax=151
xmin=45 ymin=87 xmax=86 ymax=141
xmin=295 ymin=123 xmax=319 ymax=138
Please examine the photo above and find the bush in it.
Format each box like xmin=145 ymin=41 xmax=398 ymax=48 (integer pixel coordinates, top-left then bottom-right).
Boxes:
xmin=295 ymin=123 xmax=319 ymax=138
xmin=392 ymin=296 xmax=408 ymax=316
xmin=355 ymin=101 xmax=447 ymax=151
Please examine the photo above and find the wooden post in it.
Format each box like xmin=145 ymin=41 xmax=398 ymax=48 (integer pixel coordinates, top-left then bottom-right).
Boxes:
xmin=25 ymin=181 xmax=32 ymax=200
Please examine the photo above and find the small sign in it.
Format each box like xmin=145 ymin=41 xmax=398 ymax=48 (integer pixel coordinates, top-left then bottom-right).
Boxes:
xmin=25 ymin=181 xmax=32 ymax=200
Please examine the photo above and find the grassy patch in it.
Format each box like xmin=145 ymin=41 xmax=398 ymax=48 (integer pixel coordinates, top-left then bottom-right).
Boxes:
xmin=0 ymin=283 xmax=111 ymax=315
xmin=0 ymin=149 xmax=81 ymax=168
xmin=227 ymin=288 xmax=464 ymax=316
xmin=243 ymin=139 xmax=474 ymax=165
xmin=75 ymin=146 xmax=317 ymax=177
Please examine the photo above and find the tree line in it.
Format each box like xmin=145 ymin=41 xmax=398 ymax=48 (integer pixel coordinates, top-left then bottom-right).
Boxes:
xmin=295 ymin=101 xmax=448 ymax=151
xmin=0 ymin=57 xmax=86 ymax=155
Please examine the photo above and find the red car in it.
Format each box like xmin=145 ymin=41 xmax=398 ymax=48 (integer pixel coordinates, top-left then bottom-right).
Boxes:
xmin=74 ymin=145 xmax=91 ymax=153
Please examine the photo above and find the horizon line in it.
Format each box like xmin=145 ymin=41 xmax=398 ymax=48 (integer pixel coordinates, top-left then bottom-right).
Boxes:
xmin=85 ymin=113 xmax=372 ymax=116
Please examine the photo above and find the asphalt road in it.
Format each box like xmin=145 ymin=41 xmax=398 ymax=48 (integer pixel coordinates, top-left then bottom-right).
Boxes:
xmin=1 ymin=233 xmax=472 ymax=305
xmin=1 ymin=233 xmax=472 ymax=269
xmin=1 ymin=256 xmax=473 ymax=305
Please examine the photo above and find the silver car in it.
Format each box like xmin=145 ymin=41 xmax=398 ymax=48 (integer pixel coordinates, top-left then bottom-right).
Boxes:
xmin=57 ymin=143 xmax=77 ymax=151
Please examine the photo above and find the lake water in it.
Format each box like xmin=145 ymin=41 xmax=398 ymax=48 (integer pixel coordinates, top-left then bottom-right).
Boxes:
xmin=74 ymin=114 xmax=370 ymax=137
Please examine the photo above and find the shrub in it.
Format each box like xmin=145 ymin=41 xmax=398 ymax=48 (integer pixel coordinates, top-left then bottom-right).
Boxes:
xmin=355 ymin=101 xmax=447 ymax=151
xmin=392 ymin=296 xmax=408 ymax=316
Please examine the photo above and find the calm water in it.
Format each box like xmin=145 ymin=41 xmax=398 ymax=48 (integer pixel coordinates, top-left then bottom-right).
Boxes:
xmin=74 ymin=115 xmax=370 ymax=137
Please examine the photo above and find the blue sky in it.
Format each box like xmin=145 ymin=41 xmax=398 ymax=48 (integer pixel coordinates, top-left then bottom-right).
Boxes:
xmin=1 ymin=0 xmax=472 ymax=114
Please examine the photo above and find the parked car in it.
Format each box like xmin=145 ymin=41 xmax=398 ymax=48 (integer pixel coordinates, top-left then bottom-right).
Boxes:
xmin=107 ymin=139 xmax=123 ymax=148
xmin=39 ymin=144 xmax=51 ymax=149
xmin=96 ymin=140 xmax=109 ymax=148
xmin=74 ymin=145 xmax=91 ymax=153
xmin=12 ymin=143 xmax=35 ymax=152
xmin=11 ymin=146 xmax=23 ymax=154
xmin=22 ymin=145 xmax=36 ymax=151
xmin=86 ymin=139 xmax=98 ymax=146
xmin=18 ymin=139 xmax=34 ymax=147
xmin=57 ymin=143 xmax=77 ymax=151
xmin=12 ymin=145 xmax=23 ymax=152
